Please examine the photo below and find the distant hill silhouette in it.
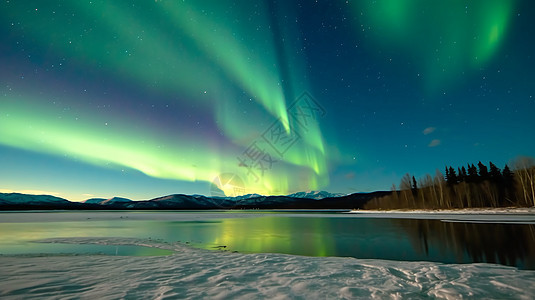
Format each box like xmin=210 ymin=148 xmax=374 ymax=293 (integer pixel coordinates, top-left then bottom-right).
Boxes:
xmin=0 ymin=191 xmax=390 ymax=210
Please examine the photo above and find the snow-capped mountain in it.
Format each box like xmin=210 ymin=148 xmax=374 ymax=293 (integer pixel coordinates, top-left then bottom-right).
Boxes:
xmin=100 ymin=197 xmax=133 ymax=205
xmin=285 ymin=191 xmax=346 ymax=200
xmin=83 ymin=197 xmax=133 ymax=205
xmin=83 ymin=198 xmax=108 ymax=204
xmin=211 ymin=193 xmax=264 ymax=200
xmin=212 ymin=192 xmax=343 ymax=201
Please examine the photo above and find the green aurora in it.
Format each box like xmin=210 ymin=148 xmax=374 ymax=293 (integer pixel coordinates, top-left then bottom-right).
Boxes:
xmin=1 ymin=0 xmax=532 ymax=200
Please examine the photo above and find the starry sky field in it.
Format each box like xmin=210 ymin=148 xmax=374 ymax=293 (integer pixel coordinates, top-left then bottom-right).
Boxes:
xmin=1 ymin=0 xmax=534 ymax=201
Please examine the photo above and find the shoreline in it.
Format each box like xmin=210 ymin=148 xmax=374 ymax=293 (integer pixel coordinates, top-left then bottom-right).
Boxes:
xmin=348 ymin=207 xmax=535 ymax=214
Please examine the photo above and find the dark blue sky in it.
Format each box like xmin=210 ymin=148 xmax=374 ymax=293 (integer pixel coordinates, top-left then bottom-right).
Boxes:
xmin=1 ymin=0 xmax=534 ymax=201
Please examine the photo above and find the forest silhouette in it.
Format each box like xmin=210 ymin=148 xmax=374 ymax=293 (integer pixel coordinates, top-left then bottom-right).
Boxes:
xmin=365 ymin=156 xmax=535 ymax=209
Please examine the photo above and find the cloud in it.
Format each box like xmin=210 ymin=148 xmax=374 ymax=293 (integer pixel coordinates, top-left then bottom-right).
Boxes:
xmin=423 ymin=127 xmax=436 ymax=135
xmin=428 ymin=139 xmax=441 ymax=147
xmin=344 ymin=172 xmax=356 ymax=179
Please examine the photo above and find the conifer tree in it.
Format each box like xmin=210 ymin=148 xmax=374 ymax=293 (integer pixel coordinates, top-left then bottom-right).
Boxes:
xmin=502 ymin=164 xmax=514 ymax=184
xmin=461 ymin=166 xmax=468 ymax=182
xmin=478 ymin=161 xmax=489 ymax=181
xmin=502 ymin=164 xmax=515 ymax=203
xmin=447 ymin=167 xmax=457 ymax=185
xmin=457 ymin=167 xmax=466 ymax=182
xmin=364 ymin=158 xmax=534 ymax=210
xmin=467 ymin=164 xmax=478 ymax=183
xmin=489 ymin=162 xmax=502 ymax=181
xmin=486 ymin=161 xmax=503 ymax=206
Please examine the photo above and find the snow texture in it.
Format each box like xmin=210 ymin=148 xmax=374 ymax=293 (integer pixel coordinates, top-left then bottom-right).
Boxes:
xmin=284 ymin=191 xmax=346 ymax=199
xmin=1 ymin=237 xmax=535 ymax=299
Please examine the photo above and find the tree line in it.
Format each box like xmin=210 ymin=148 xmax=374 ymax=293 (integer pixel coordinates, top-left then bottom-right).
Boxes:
xmin=365 ymin=156 xmax=535 ymax=209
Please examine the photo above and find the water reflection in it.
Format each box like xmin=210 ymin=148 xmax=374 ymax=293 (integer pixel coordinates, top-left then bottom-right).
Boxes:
xmin=0 ymin=221 xmax=172 ymax=256
xmin=1 ymin=243 xmax=172 ymax=256
xmin=1 ymin=213 xmax=534 ymax=269
xmin=396 ymin=219 xmax=535 ymax=269
xmin=183 ymin=217 xmax=535 ymax=270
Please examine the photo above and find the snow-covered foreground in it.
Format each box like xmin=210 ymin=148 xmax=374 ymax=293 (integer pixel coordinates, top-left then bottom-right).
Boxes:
xmin=1 ymin=237 xmax=535 ymax=299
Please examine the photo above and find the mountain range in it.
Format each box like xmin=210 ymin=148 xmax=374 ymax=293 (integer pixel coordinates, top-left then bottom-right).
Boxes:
xmin=0 ymin=191 xmax=390 ymax=210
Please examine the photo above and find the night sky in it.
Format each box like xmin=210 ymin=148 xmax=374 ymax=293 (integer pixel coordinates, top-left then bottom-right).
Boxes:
xmin=1 ymin=0 xmax=534 ymax=201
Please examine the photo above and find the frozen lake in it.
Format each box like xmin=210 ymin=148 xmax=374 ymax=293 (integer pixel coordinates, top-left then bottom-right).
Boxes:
xmin=1 ymin=210 xmax=535 ymax=299
xmin=1 ymin=210 xmax=534 ymax=269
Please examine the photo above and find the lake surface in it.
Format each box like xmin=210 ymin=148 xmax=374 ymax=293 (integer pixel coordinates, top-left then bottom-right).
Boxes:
xmin=1 ymin=211 xmax=534 ymax=269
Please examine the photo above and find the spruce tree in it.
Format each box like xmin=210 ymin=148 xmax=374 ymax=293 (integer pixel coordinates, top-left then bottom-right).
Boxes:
xmin=457 ymin=167 xmax=466 ymax=182
xmin=502 ymin=164 xmax=514 ymax=181
xmin=489 ymin=162 xmax=502 ymax=180
xmin=478 ymin=161 xmax=489 ymax=181
xmin=447 ymin=167 xmax=457 ymax=185
xmin=461 ymin=166 xmax=468 ymax=182
xmin=467 ymin=164 xmax=478 ymax=183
